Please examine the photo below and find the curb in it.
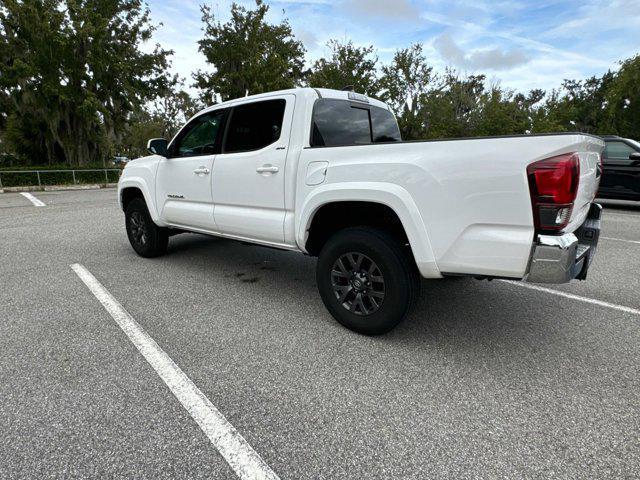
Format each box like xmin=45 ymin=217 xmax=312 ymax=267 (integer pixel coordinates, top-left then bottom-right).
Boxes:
xmin=0 ymin=183 xmax=117 ymax=193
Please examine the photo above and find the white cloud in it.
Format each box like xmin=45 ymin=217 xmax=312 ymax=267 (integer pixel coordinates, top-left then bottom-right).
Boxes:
xmin=434 ymin=33 xmax=530 ymax=70
xmin=295 ymin=27 xmax=320 ymax=49
xmin=343 ymin=0 xmax=419 ymax=19
xmin=545 ymin=0 xmax=640 ymax=38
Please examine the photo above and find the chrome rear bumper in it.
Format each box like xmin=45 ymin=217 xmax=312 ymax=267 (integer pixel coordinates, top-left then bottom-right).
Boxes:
xmin=525 ymin=203 xmax=602 ymax=284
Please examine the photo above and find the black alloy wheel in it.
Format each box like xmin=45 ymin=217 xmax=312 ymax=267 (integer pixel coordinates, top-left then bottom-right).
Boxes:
xmin=317 ymin=227 xmax=419 ymax=335
xmin=331 ymin=252 xmax=385 ymax=315
xmin=125 ymin=197 xmax=169 ymax=258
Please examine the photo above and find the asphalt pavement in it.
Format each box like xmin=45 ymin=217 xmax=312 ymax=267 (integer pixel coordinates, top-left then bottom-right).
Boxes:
xmin=0 ymin=188 xmax=638 ymax=479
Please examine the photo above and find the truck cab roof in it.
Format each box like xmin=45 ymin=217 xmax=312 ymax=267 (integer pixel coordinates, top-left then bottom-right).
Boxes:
xmin=200 ymin=87 xmax=391 ymax=115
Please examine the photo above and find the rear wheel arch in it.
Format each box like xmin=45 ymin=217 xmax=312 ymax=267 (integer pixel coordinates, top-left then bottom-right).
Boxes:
xmin=299 ymin=186 xmax=441 ymax=279
xmin=305 ymin=201 xmax=414 ymax=260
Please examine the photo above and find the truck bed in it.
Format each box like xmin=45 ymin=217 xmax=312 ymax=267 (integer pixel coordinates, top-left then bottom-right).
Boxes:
xmin=299 ymin=132 xmax=604 ymax=278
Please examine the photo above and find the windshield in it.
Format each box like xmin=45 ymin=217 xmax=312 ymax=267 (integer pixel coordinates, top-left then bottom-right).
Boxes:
xmin=626 ymin=138 xmax=640 ymax=150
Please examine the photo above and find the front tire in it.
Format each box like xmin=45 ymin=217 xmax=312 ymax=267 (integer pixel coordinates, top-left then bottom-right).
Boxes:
xmin=125 ymin=197 xmax=168 ymax=258
xmin=316 ymin=227 xmax=419 ymax=335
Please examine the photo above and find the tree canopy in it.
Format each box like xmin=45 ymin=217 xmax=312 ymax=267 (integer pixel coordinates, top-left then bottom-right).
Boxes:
xmin=0 ymin=0 xmax=172 ymax=166
xmin=193 ymin=0 xmax=306 ymax=103
xmin=308 ymin=40 xmax=379 ymax=95
xmin=0 ymin=0 xmax=638 ymax=167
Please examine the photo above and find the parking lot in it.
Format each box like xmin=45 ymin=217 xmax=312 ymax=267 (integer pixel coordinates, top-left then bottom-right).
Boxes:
xmin=1 ymin=188 xmax=638 ymax=479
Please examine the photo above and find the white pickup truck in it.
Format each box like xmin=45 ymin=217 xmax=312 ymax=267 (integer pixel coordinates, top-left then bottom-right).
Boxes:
xmin=118 ymin=87 xmax=603 ymax=334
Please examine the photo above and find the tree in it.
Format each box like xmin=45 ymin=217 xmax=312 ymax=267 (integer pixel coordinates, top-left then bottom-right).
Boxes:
xmin=601 ymin=55 xmax=640 ymax=139
xmin=308 ymin=40 xmax=379 ymax=95
xmin=0 ymin=0 xmax=172 ymax=165
xmin=378 ymin=44 xmax=433 ymax=140
xmin=121 ymin=83 xmax=203 ymax=159
xmin=541 ymin=74 xmax=614 ymax=135
xmin=193 ymin=0 xmax=306 ymax=103
xmin=148 ymin=84 xmax=203 ymax=140
xmin=419 ymin=71 xmax=486 ymax=138
xmin=473 ymin=87 xmax=548 ymax=136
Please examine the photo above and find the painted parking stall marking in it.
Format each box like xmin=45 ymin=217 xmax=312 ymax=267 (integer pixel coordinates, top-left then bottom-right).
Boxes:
xmin=70 ymin=263 xmax=280 ymax=480
xmin=602 ymin=236 xmax=640 ymax=246
xmin=603 ymin=211 xmax=640 ymax=220
xmin=501 ymin=280 xmax=640 ymax=316
xmin=20 ymin=192 xmax=46 ymax=207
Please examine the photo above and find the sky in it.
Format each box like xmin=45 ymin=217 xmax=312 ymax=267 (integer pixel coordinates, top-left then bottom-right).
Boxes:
xmin=145 ymin=0 xmax=640 ymax=94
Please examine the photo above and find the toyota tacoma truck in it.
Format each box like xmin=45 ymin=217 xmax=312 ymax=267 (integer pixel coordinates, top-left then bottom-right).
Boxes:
xmin=118 ymin=87 xmax=603 ymax=335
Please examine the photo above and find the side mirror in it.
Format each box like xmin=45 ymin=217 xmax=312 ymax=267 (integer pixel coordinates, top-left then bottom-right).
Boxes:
xmin=629 ymin=152 xmax=640 ymax=161
xmin=147 ymin=138 xmax=168 ymax=156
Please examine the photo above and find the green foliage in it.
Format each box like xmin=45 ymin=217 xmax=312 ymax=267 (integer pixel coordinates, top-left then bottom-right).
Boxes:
xmin=193 ymin=0 xmax=306 ymax=103
xmin=0 ymin=0 xmax=639 ymax=170
xmin=311 ymin=40 xmax=639 ymax=142
xmin=308 ymin=40 xmax=379 ymax=95
xmin=0 ymin=168 xmax=121 ymax=187
xmin=417 ymin=71 xmax=486 ymax=138
xmin=600 ymin=55 xmax=640 ymax=139
xmin=378 ymin=44 xmax=432 ymax=140
xmin=539 ymin=74 xmax=613 ymax=135
xmin=0 ymin=163 xmax=122 ymax=187
xmin=0 ymin=0 xmax=172 ymax=166
xmin=120 ymin=83 xmax=203 ymax=159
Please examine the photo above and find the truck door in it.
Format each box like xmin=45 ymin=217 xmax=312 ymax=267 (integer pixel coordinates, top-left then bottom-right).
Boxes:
xmin=155 ymin=109 xmax=226 ymax=231
xmin=600 ymin=140 xmax=640 ymax=198
xmin=212 ymin=96 xmax=294 ymax=243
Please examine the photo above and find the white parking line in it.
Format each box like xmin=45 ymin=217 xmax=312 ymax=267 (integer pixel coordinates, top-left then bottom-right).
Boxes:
xmin=500 ymin=280 xmax=640 ymax=316
xmin=70 ymin=263 xmax=280 ymax=480
xmin=603 ymin=212 xmax=640 ymax=219
xmin=20 ymin=192 xmax=46 ymax=207
xmin=602 ymin=236 xmax=640 ymax=245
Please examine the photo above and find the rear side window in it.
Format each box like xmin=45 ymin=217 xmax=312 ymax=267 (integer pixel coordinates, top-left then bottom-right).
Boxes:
xmin=224 ymin=99 xmax=286 ymax=153
xmin=370 ymin=107 xmax=401 ymax=143
xmin=312 ymin=100 xmax=371 ymax=146
xmin=604 ymin=141 xmax=635 ymax=159
xmin=311 ymin=99 xmax=401 ymax=147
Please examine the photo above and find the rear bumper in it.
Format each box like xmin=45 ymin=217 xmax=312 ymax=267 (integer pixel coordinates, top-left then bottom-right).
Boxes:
xmin=524 ymin=203 xmax=602 ymax=284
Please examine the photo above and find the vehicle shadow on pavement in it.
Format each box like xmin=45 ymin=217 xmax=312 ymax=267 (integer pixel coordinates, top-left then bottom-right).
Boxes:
xmin=160 ymin=233 xmax=560 ymax=353
xmin=393 ymin=278 xmax=559 ymax=350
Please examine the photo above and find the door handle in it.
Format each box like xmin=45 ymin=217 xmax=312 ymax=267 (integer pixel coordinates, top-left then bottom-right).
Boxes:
xmin=193 ymin=167 xmax=210 ymax=175
xmin=256 ymin=165 xmax=279 ymax=174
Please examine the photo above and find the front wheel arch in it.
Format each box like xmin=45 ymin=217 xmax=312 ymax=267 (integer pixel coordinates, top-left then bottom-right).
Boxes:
xmin=120 ymin=187 xmax=144 ymax=212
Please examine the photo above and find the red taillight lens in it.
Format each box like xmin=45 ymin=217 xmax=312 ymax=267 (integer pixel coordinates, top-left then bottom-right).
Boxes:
xmin=527 ymin=153 xmax=580 ymax=232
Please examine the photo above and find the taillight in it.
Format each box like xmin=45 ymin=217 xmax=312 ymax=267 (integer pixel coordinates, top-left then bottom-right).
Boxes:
xmin=527 ymin=152 xmax=580 ymax=232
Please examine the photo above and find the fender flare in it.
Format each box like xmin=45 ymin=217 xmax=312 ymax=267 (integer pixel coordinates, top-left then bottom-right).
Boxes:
xmin=118 ymin=177 xmax=166 ymax=226
xmin=297 ymin=182 xmax=441 ymax=278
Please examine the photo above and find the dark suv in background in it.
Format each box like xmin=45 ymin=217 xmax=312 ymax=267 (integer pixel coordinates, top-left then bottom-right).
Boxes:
xmin=598 ymin=135 xmax=640 ymax=201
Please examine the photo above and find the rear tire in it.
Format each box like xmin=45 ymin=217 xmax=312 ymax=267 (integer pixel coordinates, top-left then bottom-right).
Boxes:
xmin=316 ymin=227 xmax=419 ymax=335
xmin=125 ymin=197 xmax=168 ymax=258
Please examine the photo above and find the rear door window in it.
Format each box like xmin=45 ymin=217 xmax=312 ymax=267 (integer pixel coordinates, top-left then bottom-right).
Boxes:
xmin=312 ymin=100 xmax=371 ymax=147
xmin=311 ymin=99 xmax=401 ymax=147
xmin=223 ymin=99 xmax=286 ymax=153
